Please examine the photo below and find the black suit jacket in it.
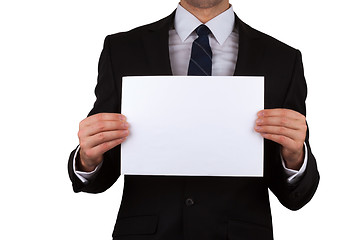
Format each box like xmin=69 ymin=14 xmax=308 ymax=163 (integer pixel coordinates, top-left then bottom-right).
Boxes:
xmin=68 ymin=11 xmax=319 ymax=240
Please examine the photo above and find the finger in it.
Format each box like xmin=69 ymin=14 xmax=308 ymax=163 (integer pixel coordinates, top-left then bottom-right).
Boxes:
xmin=80 ymin=113 xmax=126 ymax=127
xmin=90 ymin=120 xmax=129 ymax=136
xmin=258 ymin=109 xmax=305 ymax=120
xmin=260 ymin=133 xmax=300 ymax=152
xmin=82 ymin=137 xmax=127 ymax=160
xmin=82 ymin=130 xmax=130 ymax=149
xmin=256 ymin=116 xmax=305 ymax=131
xmin=255 ymin=125 xmax=301 ymax=141
xmin=80 ymin=120 xmax=130 ymax=138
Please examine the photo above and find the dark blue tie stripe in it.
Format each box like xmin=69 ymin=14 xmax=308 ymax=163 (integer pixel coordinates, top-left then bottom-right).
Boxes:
xmin=188 ymin=25 xmax=212 ymax=76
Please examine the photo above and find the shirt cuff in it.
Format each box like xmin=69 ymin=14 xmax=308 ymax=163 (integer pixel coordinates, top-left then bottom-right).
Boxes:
xmin=281 ymin=142 xmax=308 ymax=185
xmin=73 ymin=145 xmax=103 ymax=184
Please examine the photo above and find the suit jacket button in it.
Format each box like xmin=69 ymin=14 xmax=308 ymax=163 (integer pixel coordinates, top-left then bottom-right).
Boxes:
xmin=185 ymin=198 xmax=194 ymax=206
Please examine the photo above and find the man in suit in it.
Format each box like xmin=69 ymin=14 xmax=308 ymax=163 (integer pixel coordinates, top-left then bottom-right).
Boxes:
xmin=68 ymin=0 xmax=320 ymax=239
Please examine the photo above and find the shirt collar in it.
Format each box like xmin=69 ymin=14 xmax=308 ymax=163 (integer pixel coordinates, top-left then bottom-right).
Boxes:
xmin=174 ymin=3 xmax=235 ymax=45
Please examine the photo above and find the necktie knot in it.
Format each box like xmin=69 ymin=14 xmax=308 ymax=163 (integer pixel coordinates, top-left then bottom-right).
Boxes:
xmin=196 ymin=24 xmax=211 ymax=37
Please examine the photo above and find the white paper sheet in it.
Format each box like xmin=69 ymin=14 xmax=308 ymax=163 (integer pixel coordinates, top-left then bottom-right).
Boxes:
xmin=121 ymin=76 xmax=264 ymax=177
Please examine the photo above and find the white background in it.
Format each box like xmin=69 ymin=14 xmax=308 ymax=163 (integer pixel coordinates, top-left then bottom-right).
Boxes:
xmin=0 ymin=0 xmax=359 ymax=239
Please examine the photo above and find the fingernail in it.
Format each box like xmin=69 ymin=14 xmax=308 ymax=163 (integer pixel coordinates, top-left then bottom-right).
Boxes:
xmin=255 ymin=126 xmax=261 ymax=131
xmin=257 ymin=111 xmax=264 ymax=117
xmin=119 ymin=114 xmax=126 ymax=120
xmin=124 ymin=122 xmax=129 ymax=128
xmin=256 ymin=119 xmax=262 ymax=124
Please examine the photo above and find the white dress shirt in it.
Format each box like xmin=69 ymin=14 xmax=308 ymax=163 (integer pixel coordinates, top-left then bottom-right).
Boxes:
xmin=75 ymin=4 xmax=307 ymax=184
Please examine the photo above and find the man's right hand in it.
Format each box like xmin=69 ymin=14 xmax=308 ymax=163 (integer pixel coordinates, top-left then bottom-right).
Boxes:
xmin=77 ymin=113 xmax=130 ymax=172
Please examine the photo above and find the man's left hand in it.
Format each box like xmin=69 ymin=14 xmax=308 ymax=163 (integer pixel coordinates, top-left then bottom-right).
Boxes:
xmin=255 ymin=109 xmax=307 ymax=170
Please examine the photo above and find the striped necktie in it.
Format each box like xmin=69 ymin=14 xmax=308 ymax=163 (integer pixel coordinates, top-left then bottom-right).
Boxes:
xmin=187 ymin=25 xmax=212 ymax=76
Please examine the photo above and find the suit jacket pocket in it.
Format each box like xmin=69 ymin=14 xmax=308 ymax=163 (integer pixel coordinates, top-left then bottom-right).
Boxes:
xmin=113 ymin=215 xmax=158 ymax=237
xmin=227 ymin=220 xmax=273 ymax=240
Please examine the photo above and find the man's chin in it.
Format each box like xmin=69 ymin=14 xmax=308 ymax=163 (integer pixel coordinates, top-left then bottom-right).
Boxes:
xmin=182 ymin=0 xmax=225 ymax=9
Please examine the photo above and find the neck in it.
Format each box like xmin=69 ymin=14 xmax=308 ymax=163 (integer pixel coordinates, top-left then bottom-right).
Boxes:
xmin=180 ymin=0 xmax=230 ymax=23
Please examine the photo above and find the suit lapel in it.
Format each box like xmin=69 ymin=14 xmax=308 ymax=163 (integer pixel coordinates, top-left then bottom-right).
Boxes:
xmin=233 ymin=14 xmax=266 ymax=76
xmin=141 ymin=12 xmax=175 ymax=76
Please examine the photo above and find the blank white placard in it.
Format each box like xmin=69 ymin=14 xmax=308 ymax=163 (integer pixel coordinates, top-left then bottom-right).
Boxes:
xmin=121 ymin=76 xmax=264 ymax=177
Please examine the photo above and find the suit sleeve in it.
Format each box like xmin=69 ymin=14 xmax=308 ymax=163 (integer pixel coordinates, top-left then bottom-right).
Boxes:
xmin=269 ymin=50 xmax=320 ymax=210
xmin=68 ymin=36 xmax=121 ymax=193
